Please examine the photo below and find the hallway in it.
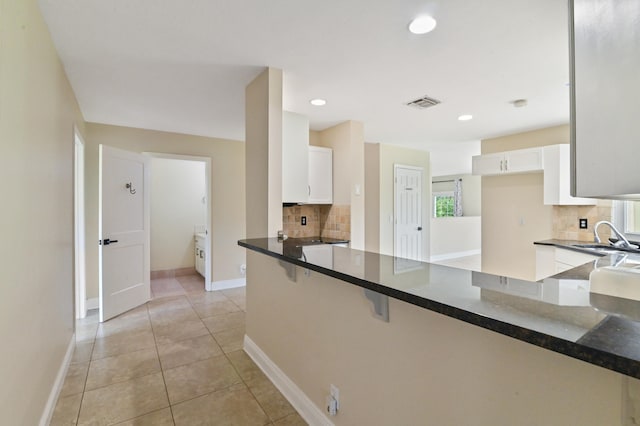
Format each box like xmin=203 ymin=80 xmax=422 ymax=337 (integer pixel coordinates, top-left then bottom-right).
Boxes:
xmin=51 ymin=274 xmax=306 ymax=425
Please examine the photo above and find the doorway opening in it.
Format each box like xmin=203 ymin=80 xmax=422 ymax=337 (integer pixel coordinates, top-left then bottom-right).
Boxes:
xmin=74 ymin=128 xmax=87 ymax=319
xmin=147 ymin=153 xmax=212 ymax=291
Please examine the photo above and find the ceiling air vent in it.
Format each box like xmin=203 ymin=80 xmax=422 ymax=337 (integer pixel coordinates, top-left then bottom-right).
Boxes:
xmin=406 ymin=95 xmax=441 ymax=109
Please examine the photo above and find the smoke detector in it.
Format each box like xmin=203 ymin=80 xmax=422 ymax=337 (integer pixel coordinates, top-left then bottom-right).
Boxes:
xmin=406 ymin=95 xmax=442 ymax=109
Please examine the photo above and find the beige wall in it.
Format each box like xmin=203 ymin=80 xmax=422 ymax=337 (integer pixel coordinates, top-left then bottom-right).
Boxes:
xmin=0 ymin=0 xmax=85 ymax=423
xmin=246 ymin=252 xmax=624 ymax=425
xmin=316 ymin=121 xmax=365 ymax=249
xmin=85 ymin=123 xmax=246 ymax=295
xmin=150 ymin=158 xmax=206 ymax=271
xmin=365 ymin=144 xmax=431 ymax=260
xmin=364 ymin=143 xmax=381 ymax=253
xmin=245 ymin=67 xmax=282 ymax=239
xmin=481 ymin=125 xmax=569 ymax=280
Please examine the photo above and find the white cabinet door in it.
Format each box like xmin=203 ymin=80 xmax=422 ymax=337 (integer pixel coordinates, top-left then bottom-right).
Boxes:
xmin=505 ymin=147 xmax=543 ymax=174
xmin=308 ymin=146 xmax=333 ymax=204
xmin=472 ymin=148 xmax=543 ymax=176
xmin=302 ymin=244 xmax=333 ymax=269
xmin=282 ymin=111 xmax=309 ymax=203
xmin=472 ymin=152 xmax=504 ymax=176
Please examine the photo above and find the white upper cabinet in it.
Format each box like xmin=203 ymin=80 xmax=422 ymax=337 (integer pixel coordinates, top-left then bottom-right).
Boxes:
xmin=472 ymin=147 xmax=543 ymax=176
xmin=308 ymin=146 xmax=333 ymax=204
xmin=282 ymin=111 xmax=309 ymax=203
xmin=543 ymin=144 xmax=595 ymax=205
xmin=473 ymin=144 xmax=595 ymax=205
xmin=570 ymin=0 xmax=640 ymax=198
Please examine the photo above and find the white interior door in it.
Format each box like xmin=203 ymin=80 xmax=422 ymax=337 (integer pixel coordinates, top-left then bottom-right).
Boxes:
xmin=99 ymin=145 xmax=150 ymax=322
xmin=395 ymin=165 xmax=423 ymax=261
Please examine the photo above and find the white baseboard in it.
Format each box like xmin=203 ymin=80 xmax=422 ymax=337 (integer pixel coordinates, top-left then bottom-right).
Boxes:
xmin=86 ymin=297 xmax=99 ymax=310
xmin=430 ymin=249 xmax=481 ymax=262
xmin=40 ymin=333 xmax=75 ymax=426
xmin=244 ymin=335 xmax=333 ymax=426
xmin=210 ymin=277 xmax=246 ymax=291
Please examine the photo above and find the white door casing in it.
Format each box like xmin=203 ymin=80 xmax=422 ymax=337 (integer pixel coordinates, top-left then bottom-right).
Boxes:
xmin=99 ymin=145 xmax=150 ymax=322
xmin=74 ymin=128 xmax=86 ymax=319
xmin=394 ymin=165 xmax=423 ymax=261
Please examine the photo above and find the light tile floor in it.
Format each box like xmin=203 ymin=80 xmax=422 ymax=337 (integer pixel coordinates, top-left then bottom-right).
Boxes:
xmin=51 ymin=274 xmax=307 ymax=426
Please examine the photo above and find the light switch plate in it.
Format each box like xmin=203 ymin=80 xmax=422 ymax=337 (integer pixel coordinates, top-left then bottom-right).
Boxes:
xmin=579 ymin=218 xmax=588 ymax=229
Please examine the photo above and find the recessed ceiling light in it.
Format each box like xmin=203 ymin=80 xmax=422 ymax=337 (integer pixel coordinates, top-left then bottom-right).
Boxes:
xmin=458 ymin=114 xmax=473 ymax=121
xmin=310 ymin=98 xmax=326 ymax=106
xmin=512 ymin=99 xmax=528 ymax=108
xmin=408 ymin=15 xmax=437 ymax=35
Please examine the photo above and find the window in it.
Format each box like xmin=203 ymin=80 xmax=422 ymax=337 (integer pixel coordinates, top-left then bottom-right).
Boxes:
xmin=612 ymin=200 xmax=640 ymax=241
xmin=433 ymin=192 xmax=455 ymax=217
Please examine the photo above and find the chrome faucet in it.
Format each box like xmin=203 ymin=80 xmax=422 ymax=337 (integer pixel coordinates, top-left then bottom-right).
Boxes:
xmin=593 ymin=220 xmax=637 ymax=248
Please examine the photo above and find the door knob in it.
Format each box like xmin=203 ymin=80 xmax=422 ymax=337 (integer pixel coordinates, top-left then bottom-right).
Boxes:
xmin=101 ymin=239 xmax=119 ymax=245
xmin=417 ymin=227 xmax=422 ymax=231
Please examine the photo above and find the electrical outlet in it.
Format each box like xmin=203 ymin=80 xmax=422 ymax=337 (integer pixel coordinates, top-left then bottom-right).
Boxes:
xmin=579 ymin=218 xmax=588 ymax=229
xmin=240 ymin=264 xmax=246 ymax=275
xmin=301 ymin=216 xmax=307 ymax=226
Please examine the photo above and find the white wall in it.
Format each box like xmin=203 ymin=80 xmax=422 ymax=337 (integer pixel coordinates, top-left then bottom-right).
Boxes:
xmin=150 ymin=158 xmax=206 ymax=271
xmin=429 ymin=140 xmax=481 ymax=176
xmin=429 ymin=142 xmax=482 ymax=260
xmin=430 ymin=216 xmax=481 ymax=260
xmin=0 ymin=0 xmax=84 ymax=423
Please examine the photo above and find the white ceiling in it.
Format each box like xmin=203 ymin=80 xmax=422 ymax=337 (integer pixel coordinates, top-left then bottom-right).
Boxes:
xmin=39 ymin=0 xmax=571 ymax=151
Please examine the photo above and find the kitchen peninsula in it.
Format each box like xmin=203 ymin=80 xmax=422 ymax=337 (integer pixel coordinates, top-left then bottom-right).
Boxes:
xmin=240 ymin=237 xmax=640 ymax=425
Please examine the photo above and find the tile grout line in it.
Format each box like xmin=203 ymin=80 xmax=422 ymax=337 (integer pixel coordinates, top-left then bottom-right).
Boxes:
xmin=182 ymin=285 xmax=271 ymax=420
xmin=146 ymin=300 xmax=177 ymax=425
xmin=74 ymin=315 xmax=99 ymax=425
xmin=157 ymin=280 xmax=249 ymax=417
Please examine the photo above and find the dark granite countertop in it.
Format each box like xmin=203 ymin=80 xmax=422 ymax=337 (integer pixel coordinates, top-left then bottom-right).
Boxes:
xmin=534 ymin=238 xmax=607 ymax=256
xmin=284 ymin=236 xmax=350 ymax=246
xmin=239 ymin=237 xmax=640 ymax=379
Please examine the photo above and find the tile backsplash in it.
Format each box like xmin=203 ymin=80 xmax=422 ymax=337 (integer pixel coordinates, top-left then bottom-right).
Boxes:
xmin=283 ymin=204 xmax=350 ymax=240
xmin=282 ymin=205 xmax=321 ymax=238
xmin=553 ymin=200 xmax=613 ymax=241
xmin=319 ymin=205 xmax=351 ymax=240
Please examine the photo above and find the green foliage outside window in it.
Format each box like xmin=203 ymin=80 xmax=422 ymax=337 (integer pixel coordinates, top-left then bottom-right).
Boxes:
xmin=434 ymin=195 xmax=455 ymax=217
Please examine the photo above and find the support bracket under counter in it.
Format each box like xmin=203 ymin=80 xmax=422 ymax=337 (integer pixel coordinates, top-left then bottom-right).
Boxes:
xmin=364 ymin=289 xmax=389 ymax=322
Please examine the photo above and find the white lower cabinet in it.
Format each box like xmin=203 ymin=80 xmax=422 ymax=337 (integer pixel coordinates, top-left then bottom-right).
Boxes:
xmin=302 ymin=244 xmax=333 ymax=269
xmin=535 ymin=245 xmax=599 ymax=280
